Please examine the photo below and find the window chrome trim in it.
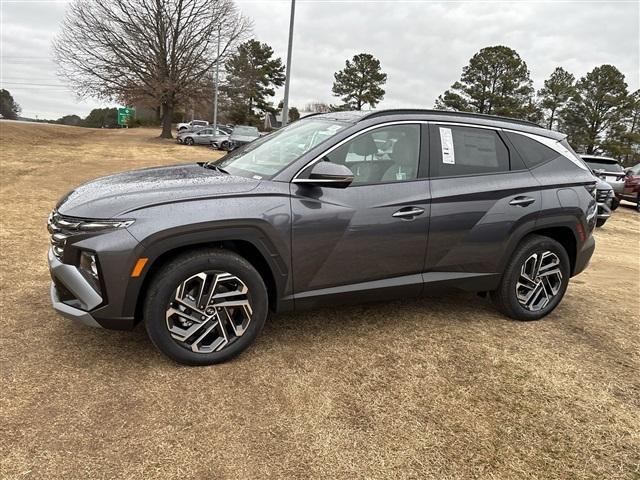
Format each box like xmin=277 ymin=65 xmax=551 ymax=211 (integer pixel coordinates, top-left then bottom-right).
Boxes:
xmin=291 ymin=120 xmax=426 ymax=182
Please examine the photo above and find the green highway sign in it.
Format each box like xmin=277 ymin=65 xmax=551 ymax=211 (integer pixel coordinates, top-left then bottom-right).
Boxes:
xmin=117 ymin=107 xmax=135 ymax=126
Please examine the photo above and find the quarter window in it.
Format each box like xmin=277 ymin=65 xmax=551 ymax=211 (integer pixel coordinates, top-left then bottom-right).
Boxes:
xmin=507 ymin=132 xmax=559 ymax=168
xmin=324 ymin=124 xmax=420 ymax=185
xmin=432 ymin=125 xmax=509 ymax=177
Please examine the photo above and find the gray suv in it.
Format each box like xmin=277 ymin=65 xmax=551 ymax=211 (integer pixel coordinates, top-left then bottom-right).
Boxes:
xmin=48 ymin=110 xmax=597 ymax=365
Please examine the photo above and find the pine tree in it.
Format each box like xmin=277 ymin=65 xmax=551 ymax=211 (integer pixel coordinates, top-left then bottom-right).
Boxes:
xmin=538 ymin=67 xmax=575 ymax=130
xmin=222 ymin=40 xmax=285 ymax=125
xmin=331 ymin=53 xmax=387 ymax=110
xmin=560 ymin=65 xmax=628 ymax=154
xmin=435 ymin=46 xmax=534 ymax=119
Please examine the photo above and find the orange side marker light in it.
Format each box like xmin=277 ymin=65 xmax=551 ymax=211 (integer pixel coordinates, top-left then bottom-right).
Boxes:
xmin=131 ymin=258 xmax=149 ymax=277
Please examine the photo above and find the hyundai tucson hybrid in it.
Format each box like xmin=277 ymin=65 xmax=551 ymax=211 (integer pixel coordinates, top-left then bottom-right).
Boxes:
xmin=47 ymin=110 xmax=597 ymax=365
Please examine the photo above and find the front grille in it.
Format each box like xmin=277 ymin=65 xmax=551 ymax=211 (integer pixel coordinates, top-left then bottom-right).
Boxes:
xmin=47 ymin=210 xmax=82 ymax=259
xmin=596 ymin=189 xmax=611 ymax=203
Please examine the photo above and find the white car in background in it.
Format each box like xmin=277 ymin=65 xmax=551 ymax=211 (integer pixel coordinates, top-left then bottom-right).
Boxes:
xmin=176 ymin=119 xmax=209 ymax=132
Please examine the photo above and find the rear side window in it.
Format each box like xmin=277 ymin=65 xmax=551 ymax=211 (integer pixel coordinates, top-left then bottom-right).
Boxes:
xmin=431 ymin=125 xmax=509 ymax=177
xmin=506 ymin=132 xmax=559 ymax=168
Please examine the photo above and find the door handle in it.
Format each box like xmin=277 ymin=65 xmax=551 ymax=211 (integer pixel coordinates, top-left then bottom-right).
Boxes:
xmin=392 ymin=207 xmax=425 ymax=220
xmin=509 ymin=196 xmax=535 ymax=207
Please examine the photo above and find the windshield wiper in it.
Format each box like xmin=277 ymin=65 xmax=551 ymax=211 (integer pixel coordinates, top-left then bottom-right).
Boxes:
xmin=203 ymin=162 xmax=229 ymax=174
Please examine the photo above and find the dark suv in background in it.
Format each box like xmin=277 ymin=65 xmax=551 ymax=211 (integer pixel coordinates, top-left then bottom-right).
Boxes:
xmin=48 ymin=110 xmax=597 ymax=365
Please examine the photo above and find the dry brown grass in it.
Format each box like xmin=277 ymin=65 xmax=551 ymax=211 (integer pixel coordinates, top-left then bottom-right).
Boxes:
xmin=1 ymin=121 xmax=639 ymax=479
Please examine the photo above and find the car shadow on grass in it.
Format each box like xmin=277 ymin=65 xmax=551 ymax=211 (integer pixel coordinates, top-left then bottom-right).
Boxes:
xmin=49 ymin=291 xmax=502 ymax=367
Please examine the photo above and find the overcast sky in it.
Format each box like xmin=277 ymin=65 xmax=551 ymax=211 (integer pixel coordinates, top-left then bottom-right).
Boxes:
xmin=1 ymin=0 xmax=638 ymax=119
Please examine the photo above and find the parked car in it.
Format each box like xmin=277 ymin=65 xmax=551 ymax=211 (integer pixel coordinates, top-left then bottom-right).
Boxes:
xmin=47 ymin=109 xmax=597 ymax=365
xmin=581 ymin=155 xmax=625 ymax=209
xmin=228 ymin=125 xmax=260 ymax=150
xmin=593 ymin=176 xmax=615 ymax=227
xmin=621 ymin=163 xmax=640 ymax=211
xmin=177 ymin=127 xmax=229 ymax=147
xmin=176 ymin=119 xmax=209 ymax=132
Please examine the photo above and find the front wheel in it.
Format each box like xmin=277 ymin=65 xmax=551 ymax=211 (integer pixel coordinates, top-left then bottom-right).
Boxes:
xmin=185 ymin=137 xmax=194 ymax=146
xmin=596 ymin=218 xmax=607 ymax=228
xmin=144 ymin=249 xmax=268 ymax=365
xmin=491 ymin=235 xmax=570 ymax=321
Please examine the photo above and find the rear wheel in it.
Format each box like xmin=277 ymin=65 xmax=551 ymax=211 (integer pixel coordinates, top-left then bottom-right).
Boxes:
xmin=596 ymin=218 xmax=607 ymax=228
xmin=144 ymin=249 xmax=268 ymax=365
xmin=491 ymin=235 xmax=570 ymax=321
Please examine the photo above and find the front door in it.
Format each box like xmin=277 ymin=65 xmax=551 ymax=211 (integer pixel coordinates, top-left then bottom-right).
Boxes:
xmin=290 ymin=123 xmax=431 ymax=308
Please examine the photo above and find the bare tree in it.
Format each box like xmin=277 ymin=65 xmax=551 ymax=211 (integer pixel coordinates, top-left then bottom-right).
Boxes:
xmin=53 ymin=0 xmax=250 ymax=138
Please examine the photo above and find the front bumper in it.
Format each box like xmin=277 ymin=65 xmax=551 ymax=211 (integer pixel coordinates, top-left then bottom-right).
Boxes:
xmin=49 ymin=248 xmax=103 ymax=328
xmin=596 ymin=201 xmax=612 ymax=222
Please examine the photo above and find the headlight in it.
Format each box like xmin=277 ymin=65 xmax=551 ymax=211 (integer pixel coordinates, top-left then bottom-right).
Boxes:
xmin=48 ymin=210 xmax=134 ymax=260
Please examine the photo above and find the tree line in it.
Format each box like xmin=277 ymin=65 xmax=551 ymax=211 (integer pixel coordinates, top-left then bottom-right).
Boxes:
xmin=436 ymin=46 xmax=639 ymax=165
xmin=41 ymin=0 xmax=637 ymax=165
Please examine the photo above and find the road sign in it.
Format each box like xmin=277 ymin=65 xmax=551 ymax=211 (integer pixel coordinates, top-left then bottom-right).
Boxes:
xmin=117 ymin=107 xmax=135 ymax=126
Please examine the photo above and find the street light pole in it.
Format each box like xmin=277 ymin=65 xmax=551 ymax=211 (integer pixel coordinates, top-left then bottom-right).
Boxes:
xmin=213 ymin=25 xmax=221 ymax=131
xmin=281 ymin=0 xmax=295 ymax=128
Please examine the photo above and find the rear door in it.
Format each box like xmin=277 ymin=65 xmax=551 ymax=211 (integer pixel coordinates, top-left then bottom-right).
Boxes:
xmin=195 ymin=129 xmax=213 ymax=144
xmin=290 ymin=123 xmax=431 ymax=307
xmin=424 ymin=123 xmax=540 ymax=288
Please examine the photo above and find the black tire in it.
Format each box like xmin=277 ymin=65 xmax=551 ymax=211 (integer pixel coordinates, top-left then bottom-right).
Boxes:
xmin=596 ymin=218 xmax=607 ymax=228
xmin=490 ymin=235 xmax=570 ymax=321
xmin=221 ymin=140 xmax=229 ymax=150
xmin=610 ymin=197 xmax=620 ymax=211
xmin=144 ymin=249 xmax=268 ymax=365
xmin=636 ymin=193 xmax=640 ymax=212
xmin=185 ymin=137 xmax=194 ymax=146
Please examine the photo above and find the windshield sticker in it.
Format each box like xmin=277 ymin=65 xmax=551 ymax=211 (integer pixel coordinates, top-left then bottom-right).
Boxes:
xmin=252 ymin=175 xmax=263 ymax=180
xmin=326 ymin=125 xmax=343 ymax=132
xmin=439 ymin=127 xmax=455 ymax=164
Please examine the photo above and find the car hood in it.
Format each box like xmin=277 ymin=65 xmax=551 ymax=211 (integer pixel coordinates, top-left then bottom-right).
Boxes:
xmin=231 ymin=134 xmax=258 ymax=142
xmin=56 ymin=163 xmax=259 ymax=218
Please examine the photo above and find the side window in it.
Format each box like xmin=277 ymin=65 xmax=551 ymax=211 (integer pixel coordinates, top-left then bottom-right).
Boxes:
xmin=324 ymin=124 xmax=420 ymax=185
xmin=506 ymin=132 xmax=559 ymax=168
xmin=432 ymin=125 xmax=509 ymax=177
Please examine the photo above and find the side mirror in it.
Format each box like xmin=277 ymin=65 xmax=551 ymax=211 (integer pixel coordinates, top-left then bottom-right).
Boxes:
xmin=294 ymin=161 xmax=354 ymax=188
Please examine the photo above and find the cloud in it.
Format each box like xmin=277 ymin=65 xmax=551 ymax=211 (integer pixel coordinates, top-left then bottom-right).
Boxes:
xmin=1 ymin=0 xmax=638 ymax=118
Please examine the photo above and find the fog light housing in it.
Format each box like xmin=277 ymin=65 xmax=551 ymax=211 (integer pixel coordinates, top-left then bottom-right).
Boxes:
xmin=79 ymin=251 xmax=101 ymax=294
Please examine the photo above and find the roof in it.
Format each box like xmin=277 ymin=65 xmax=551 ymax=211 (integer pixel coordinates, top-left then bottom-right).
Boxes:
xmin=306 ymin=109 xmax=564 ymax=140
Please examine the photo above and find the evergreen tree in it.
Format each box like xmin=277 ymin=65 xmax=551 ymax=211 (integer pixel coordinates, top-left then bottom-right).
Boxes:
xmin=222 ymin=40 xmax=285 ymax=125
xmin=560 ymin=65 xmax=628 ymax=154
xmin=0 ymin=89 xmax=21 ymax=119
xmin=435 ymin=46 xmax=534 ymax=119
xmin=331 ymin=53 xmax=387 ymax=110
xmin=538 ymin=67 xmax=575 ymax=130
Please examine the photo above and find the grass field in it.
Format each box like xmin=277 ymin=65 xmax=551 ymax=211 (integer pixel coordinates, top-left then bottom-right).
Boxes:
xmin=1 ymin=121 xmax=639 ymax=479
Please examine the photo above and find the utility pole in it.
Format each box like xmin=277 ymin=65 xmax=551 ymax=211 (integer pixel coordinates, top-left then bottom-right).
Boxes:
xmin=281 ymin=0 xmax=296 ymax=128
xmin=212 ymin=24 xmax=221 ymax=131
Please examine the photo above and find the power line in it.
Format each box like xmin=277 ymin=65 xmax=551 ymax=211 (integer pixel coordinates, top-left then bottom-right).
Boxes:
xmin=0 ymin=81 xmax=70 ymax=87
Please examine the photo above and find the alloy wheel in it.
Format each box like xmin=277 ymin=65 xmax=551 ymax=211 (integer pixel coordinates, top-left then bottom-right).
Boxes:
xmin=515 ymin=251 xmax=563 ymax=312
xmin=166 ymin=271 xmax=252 ymax=353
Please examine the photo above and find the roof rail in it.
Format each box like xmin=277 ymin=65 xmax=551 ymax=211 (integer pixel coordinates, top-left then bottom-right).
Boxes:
xmin=360 ymin=109 xmax=543 ymax=129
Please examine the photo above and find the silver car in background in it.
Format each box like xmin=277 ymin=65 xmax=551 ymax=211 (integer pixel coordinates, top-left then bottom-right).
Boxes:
xmin=228 ymin=125 xmax=260 ymax=150
xmin=581 ymin=155 xmax=625 ymax=208
xmin=177 ymin=127 xmax=230 ymax=148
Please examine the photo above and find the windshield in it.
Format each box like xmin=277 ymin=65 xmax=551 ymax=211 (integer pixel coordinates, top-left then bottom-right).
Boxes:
xmin=629 ymin=163 xmax=640 ymax=174
xmin=233 ymin=126 xmax=259 ymax=136
xmin=584 ymin=159 xmax=623 ymax=172
xmin=213 ymin=119 xmax=347 ymax=179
